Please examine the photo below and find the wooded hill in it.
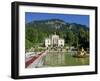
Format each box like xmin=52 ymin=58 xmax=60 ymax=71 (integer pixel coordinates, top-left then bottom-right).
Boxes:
xmin=25 ymin=19 xmax=89 ymax=50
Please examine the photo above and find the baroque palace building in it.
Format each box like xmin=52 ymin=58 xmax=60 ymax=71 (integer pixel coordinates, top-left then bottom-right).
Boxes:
xmin=45 ymin=33 xmax=64 ymax=48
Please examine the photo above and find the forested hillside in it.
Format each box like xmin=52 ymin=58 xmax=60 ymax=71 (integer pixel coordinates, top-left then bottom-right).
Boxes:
xmin=25 ymin=19 xmax=89 ymax=50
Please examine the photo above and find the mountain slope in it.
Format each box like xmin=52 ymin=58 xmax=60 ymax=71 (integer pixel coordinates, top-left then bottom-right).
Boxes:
xmin=25 ymin=19 xmax=89 ymax=50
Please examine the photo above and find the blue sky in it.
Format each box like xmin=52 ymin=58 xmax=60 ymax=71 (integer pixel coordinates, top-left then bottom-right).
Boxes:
xmin=25 ymin=12 xmax=89 ymax=27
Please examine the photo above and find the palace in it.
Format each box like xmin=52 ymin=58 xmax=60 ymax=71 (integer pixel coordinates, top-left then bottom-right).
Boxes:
xmin=45 ymin=33 xmax=64 ymax=47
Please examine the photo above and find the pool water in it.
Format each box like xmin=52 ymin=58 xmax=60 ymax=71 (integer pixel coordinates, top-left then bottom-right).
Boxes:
xmin=43 ymin=52 xmax=89 ymax=67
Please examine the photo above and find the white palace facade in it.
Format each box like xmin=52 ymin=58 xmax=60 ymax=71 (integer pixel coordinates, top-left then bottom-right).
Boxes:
xmin=45 ymin=33 xmax=64 ymax=48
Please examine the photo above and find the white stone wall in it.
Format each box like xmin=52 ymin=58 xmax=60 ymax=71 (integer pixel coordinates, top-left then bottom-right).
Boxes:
xmin=45 ymin=38 xmax=51 ymax=47
xmin=58 ymin=39 xmax=64 ymax=47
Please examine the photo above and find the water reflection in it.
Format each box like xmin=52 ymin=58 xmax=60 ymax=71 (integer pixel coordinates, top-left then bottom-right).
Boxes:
xmin=43 ymin=52 xmax=89 ymax=67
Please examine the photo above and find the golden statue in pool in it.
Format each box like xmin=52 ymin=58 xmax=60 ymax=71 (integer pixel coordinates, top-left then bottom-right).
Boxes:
xmin=73 ymin=47 xmax=88 ymax=58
